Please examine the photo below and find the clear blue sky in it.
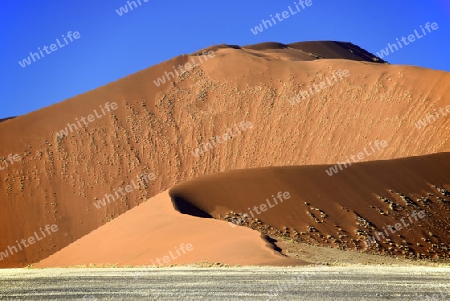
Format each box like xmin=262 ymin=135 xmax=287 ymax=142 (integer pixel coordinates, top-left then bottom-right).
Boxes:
xmin=1 ymin=0 xmax=449 ymax=119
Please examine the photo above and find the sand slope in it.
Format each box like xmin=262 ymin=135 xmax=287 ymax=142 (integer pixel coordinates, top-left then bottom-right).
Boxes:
xmin=170 ymin=152 xmax=450 ymax=260
xmin=36 ymin=191 xmax=302 ymax=267
xmin=37 ymin=152 xmax=450 ymax=267
xmin=0 ymin=41 xmax=449 ymax=267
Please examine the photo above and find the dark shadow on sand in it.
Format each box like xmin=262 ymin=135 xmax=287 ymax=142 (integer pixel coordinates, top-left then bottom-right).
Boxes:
xmin=169 ymin=193 xmax=212 ymax=218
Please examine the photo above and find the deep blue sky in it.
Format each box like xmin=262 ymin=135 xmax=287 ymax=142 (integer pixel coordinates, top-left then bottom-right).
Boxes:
xmin=1 ymin=0 xmax=449 ymax=119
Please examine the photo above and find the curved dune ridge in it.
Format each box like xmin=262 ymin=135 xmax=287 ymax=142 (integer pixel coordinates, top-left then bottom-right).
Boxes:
xmin=0 ymin=41 xmax=449 ymax=267
xmin=192 ymin=41 xmax=388 ymax=63
xmin=169 ymin=153 xmax=450 ymax=260
xmin=38 ymin=153 xmax=450 ymax=267
xmin=36 ymin=191 xmax=304 ymax=267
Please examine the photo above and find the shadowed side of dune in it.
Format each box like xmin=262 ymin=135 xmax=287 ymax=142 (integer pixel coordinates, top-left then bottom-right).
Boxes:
xmin=263 ymin=235 xmax=283 ymax=253
xmin=288 ymin=41 xmax=388 ymax=63
xmin=242 ymin=42 xmax=289 ymax=51
xmin=190 ymin=44 xmax=242 ymax=55
xmin=0 ymin=117 xmax=16 ymax=123
xmin=169 ymin=152 xmax=450 ymax=260
xmin=170 ymin=193 xmax=212 ymax=218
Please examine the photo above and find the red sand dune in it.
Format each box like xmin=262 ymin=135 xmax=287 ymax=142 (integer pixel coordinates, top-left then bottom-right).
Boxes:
xmin=0 ymin=41 xmax=449 ymax=267
xmin=38 ymin=153 xmax=450 ymax=267
xmin=169 ymin=152 xmax=450 ymax=260
xmin=36 ymin=191 xmax=303 ymax=267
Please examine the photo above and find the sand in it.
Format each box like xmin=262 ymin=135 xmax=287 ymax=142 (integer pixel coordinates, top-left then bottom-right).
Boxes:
xmin=0 ymin=41 xmax=449 ymax=267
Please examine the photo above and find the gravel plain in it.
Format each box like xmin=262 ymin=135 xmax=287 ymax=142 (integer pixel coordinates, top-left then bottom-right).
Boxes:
xmin=0 ymin=266 xmax=449 ymax=300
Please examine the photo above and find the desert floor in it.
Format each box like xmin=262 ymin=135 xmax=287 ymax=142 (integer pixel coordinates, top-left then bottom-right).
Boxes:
xmin=0 ymin=266 xmax=449 ymax=300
